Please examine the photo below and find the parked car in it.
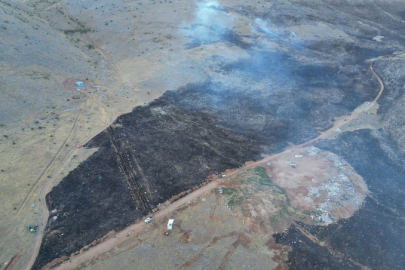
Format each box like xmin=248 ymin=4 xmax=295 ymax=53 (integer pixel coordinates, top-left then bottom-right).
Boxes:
xmin=144 ymin=217 xmax=152 ymax=223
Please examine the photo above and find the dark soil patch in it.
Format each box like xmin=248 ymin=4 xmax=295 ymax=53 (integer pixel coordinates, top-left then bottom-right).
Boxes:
xmin=179 ymin=232 xmax=190 ymax=243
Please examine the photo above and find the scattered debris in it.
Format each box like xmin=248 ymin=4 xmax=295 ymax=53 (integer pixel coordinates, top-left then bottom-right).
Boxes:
xmin=294 ymin=155 xmax=303 ymax=158
xmin=126 ymin=232 xmax=130 ymax=237
xmin=77 ymin=145 xmax=82 ymax=149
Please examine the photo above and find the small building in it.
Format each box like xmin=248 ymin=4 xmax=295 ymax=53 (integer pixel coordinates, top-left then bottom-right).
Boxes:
xmin=167 ymin=219 xmax=174 ymax=230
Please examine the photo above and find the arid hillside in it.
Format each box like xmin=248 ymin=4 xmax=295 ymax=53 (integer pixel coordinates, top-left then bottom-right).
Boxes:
xmin=1 ymin=0 xmax=405 ymax=270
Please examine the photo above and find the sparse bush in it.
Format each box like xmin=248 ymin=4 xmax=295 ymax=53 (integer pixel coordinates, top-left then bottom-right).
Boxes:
xmin=254 ymin=166 xmax=273 ymax=186
xmin=64 ymin=28 xmax=91 ymax=34
xmin=87 ymin=44 xmax=95 ymax=49
xmin=3 ymin=135 xmax=8 ymax=138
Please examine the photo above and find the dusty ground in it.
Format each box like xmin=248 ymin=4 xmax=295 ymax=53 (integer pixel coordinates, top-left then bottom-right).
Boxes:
xmin=1 ymin=0 xmax=405 ymax=269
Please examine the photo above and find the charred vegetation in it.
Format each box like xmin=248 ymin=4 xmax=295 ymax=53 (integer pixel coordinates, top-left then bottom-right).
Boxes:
xmin=32 ymin=0 xmax=405 ymax=269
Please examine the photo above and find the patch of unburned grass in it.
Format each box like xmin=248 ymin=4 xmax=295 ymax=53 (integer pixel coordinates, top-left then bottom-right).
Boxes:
xmin=222 ymin=187 xmax=236 ymax=195
xmin=228 ymin=195 xmax=243 ymax=208
xmin=254 ymin=166 xmax=274 ymax=186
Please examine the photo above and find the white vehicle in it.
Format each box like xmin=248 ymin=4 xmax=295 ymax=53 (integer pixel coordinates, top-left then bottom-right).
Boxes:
xmin=144 ymin=217 xmax=152 ymax=223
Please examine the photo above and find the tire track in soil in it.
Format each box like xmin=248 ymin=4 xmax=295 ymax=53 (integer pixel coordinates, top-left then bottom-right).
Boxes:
xmin=106 ymin=127 xmax=151 ymax=212
xmin=218 ymin=233 xmax=250 ymax=270
xmin=88 ymin=93 xmax=111 ymax=125
xmin=178 ymin=231 xmax=250 ymax=270
xmin=209 ymin=189 xmax=221 ymax=220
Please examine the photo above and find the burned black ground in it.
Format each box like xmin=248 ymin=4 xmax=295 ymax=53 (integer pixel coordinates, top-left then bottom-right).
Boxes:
xmin=33 ymin=1 xmax=405 ymax=269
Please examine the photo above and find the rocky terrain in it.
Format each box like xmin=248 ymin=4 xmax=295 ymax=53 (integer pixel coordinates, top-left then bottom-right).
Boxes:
xmin=1 ymin=0 xmax=405 ymax=270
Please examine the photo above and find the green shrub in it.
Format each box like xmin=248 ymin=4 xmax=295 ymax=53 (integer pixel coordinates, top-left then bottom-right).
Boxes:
xmin=228 ymin=195 xmax=243 ymax=207
xmin=222 ymin=187 xmax=236 ymax=195
xmin=63 ymin=28 xmax=91 ymax=34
